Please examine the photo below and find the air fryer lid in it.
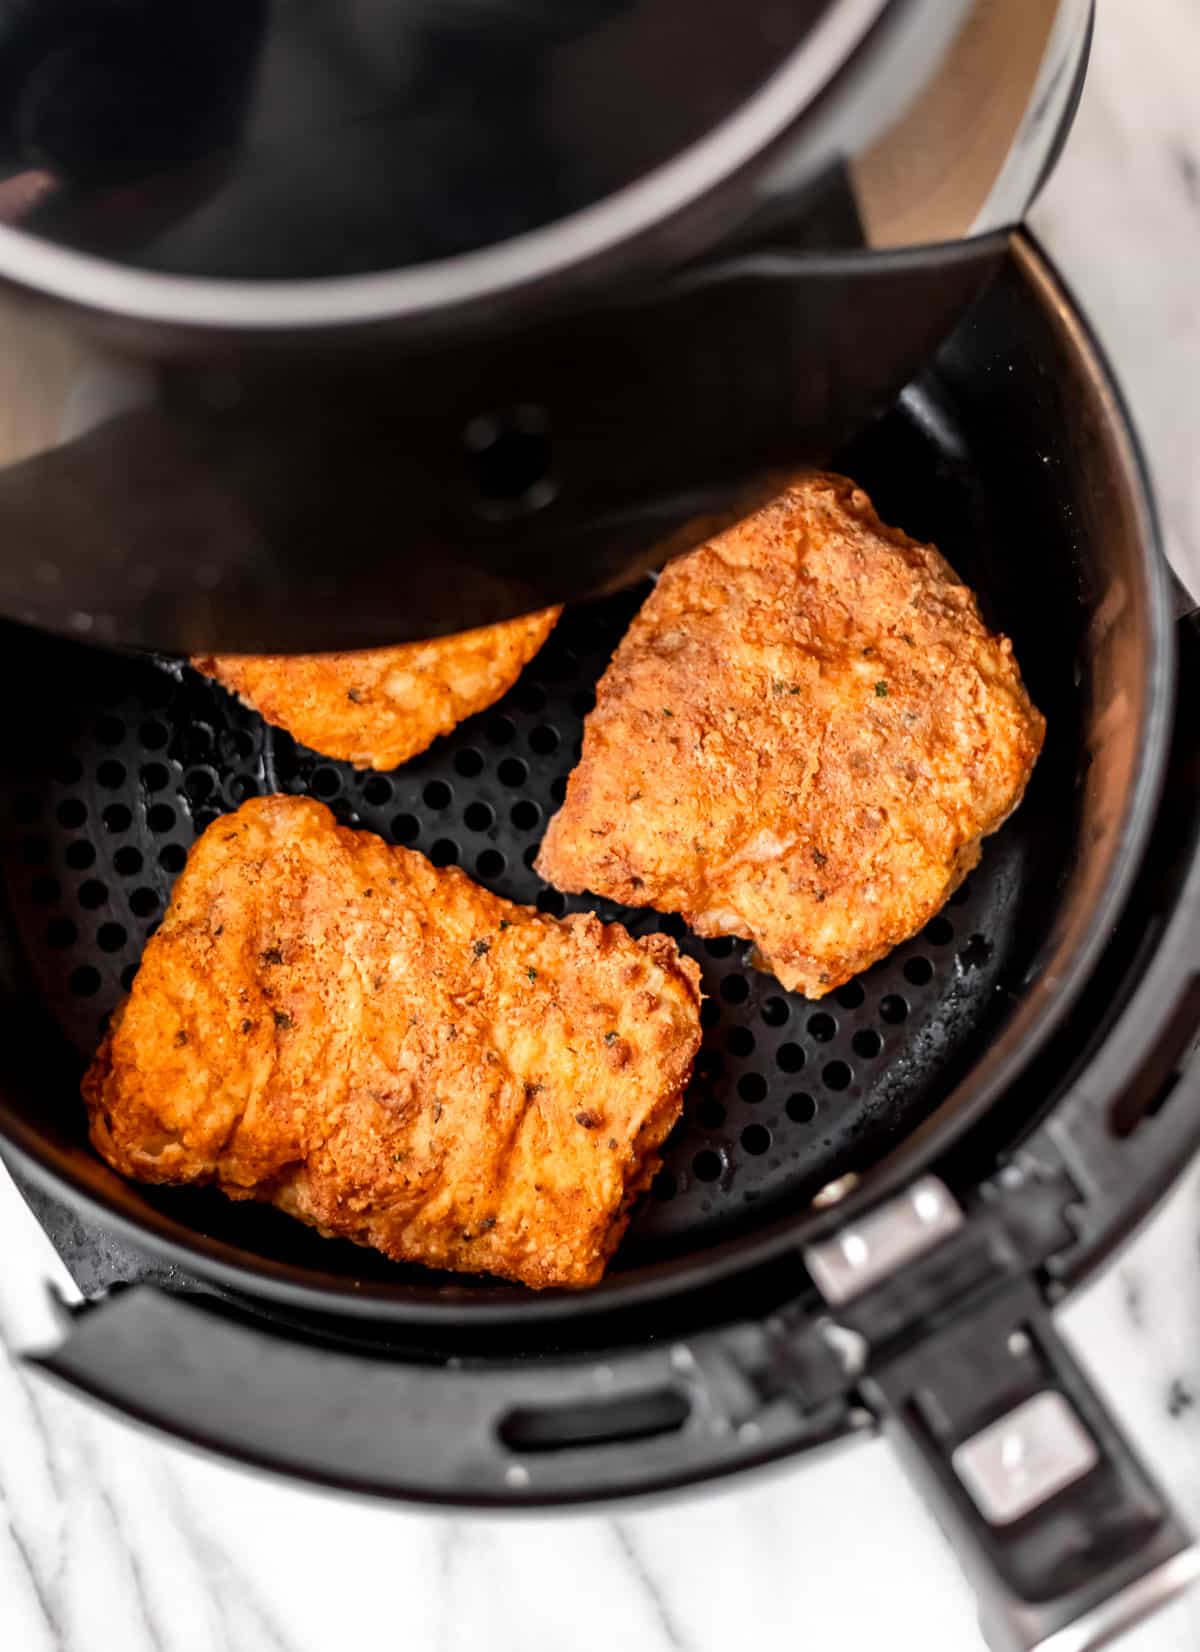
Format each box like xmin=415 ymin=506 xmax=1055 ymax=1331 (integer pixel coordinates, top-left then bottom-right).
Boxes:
xmin=0 ymin=0 xmax=835 ymax=280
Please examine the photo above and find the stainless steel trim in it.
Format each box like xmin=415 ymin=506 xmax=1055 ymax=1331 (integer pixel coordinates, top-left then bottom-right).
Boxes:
xmin=804 ymin=1175 xmax=962 ymax=1304
xmin=1030 ymin=1549 xmax=1200 ymax=1652
xmin=952 ymin=1391 xmax=1100 ymax=1526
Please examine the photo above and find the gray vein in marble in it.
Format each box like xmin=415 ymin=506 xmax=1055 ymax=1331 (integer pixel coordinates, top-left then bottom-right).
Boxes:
xmin=1173 ymin=144 xmax=1200 ymax=209
xmin=163 ymin=1475 xmax=298 ymax=1652
xmin=1119 ymin=1264 xmax=1146 ymax=1329
xmin=1 ymin=1482 xmax=65 ymax=1652
xmin=93 ymin=1478 xmax=165 ymax=1652
xmin=611 ymin=1522 xmax=693 ymax=1652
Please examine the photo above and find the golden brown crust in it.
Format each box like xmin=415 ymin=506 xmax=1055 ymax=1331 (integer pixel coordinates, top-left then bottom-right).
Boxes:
xmin=83 ymin=796 xmax=701 ymax=1289
xmin=193 ymin=608 xmax=561 ymax=771
xmin=536 ymin=473 xmax=1045 ymax=999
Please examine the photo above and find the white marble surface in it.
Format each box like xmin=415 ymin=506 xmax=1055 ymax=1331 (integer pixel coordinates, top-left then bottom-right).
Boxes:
xmin=2 ymin=7 xmax=1200 ymax=1651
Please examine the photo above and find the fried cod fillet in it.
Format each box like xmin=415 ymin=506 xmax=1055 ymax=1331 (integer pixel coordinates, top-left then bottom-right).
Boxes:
xmin=193 ymin=607 xmax=560 ymax=771
xmin=537 ymin=474 xmax=1045 ymax=999
xmin=84 ymin=796 xmax=701 ymax=1289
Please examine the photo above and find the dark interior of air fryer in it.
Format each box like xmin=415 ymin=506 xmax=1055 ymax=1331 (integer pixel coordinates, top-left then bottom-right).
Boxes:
xmin=0 ymin=326 xmax=1087 ymax=1297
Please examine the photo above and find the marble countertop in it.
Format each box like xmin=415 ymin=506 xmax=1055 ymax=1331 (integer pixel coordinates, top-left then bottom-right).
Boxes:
xmin=2 ymin=7 xmax=1199 ymax=1651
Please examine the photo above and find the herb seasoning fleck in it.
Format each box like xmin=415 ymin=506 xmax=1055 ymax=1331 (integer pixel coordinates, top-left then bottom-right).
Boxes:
xmin=874 ymin=681 xmax=889 ymax=698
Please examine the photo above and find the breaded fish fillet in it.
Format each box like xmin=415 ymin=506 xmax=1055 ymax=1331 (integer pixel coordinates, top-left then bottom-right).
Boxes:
xmin=537 ymin=474 xmax=1044 ymax=999
xmin=84 ymin=796 xmax=701 ymax=1289
xmin=193 ymin=607 xmax=560 ymax=771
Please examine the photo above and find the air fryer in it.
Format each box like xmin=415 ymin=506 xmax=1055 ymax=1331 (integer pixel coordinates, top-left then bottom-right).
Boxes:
xmin=1 ymin=8 xmax=1198 ymax=1652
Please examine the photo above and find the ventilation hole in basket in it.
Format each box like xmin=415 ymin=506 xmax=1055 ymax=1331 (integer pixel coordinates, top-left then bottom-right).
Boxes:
xmin=70 ymin=965 xmax=101 ymax=997
xmin=550 ymin=774 xmax=569 ymax=804
xmin=140 ymin=762 xmax=170 ymax=793
xmin=737 ymin=1072 xmax=767 ymax=1105
xmin=528 ymin=724 xmax=559 ymax=756
xmin=464 ymin=801 xmax=494 ymax=833
xmin=823 ymin=1060 xmax=853 ymax=1092
xmin=696 ymin=1100 xmax=726 ymax=1131
xmin=12 ymin=792 xmax=38 ymax=823
xmin=95 ymin=759 xmax=126 ymax=790
xmin=112 ymin=853 xmax=141 ymax=888
xmin=130 ymin=887 xmax=159 ymax=918
xmin=146 ymin=804 xmax=176 ymax=834
xmin=223 ymin=728 xmax=256 ymax=762
xmin=950 ymin=880 xmax=972 ymax=907
xmin=184 ymin=769 xmax=214 ymax=803
xmin=535 ymin=887 xmax=566 ymax=916
xmin=521 ymin=843 xmax=539 ymax=869
xmin=720 ymin=975 xmax=749 ymax=1005
xmin=21 ymin=835 xmax=50 ymax=864
xmin=696 ymin=1048 xmax=723 ymax=1081
xmin=102 ymin=803 xmax=132 ymax=833
xmin=453 ymin=747 xmax=484 ymax=779
xmin=97 ymin=922 xmax=127 ymax=953
xmin=926 ymin=916 xmax=954 ymax=946
xmin=47 ymin=917 xmax=77 ymax=949
xmin=363 ymin=776 xmax=393 ymax=807
xmin=120 ymin=962 xmax=138 ymax=991
xmin=95 ymin=716 xmax=125 ymax=746
xmin=787 ymin=1091 xmax=817 ymax=1124
xmin=776 ymin=1042 xmax=805 ymax=1074
xmin=879 ymin=993 xmax=908 ymax=1024
xmin=193 ymin=808 xmax=219 ymax=834
xmin=30 ymin=875 xmax=59 ymax=906
xmin=834 ymin=981 xmax=865 ymax=1010
xmin=430 ymin=838 xmax=458 ymax=868
xmin=392 ymin=813 xmax=420 ymax=844
xmin=78 ymin=879 xmax=107 ymax=909
xmin=476 ymin=848 xmax=506 ymax=880
xmin=423 ymin=780 xmax=452 ymax=811
xmin=852 ymin=1029 xmax=883 ymax=1060
xmin=903 ymin=955 xmax=933 ymax=986
xmin=760 ymin=995 xmax=789 ymax=1028
xmin=65 ymin=840 xmax=96 ymax=870
xmin=228 ymin=775 xmax=258 ymax=805
xmin=510 ymin=799 xmax=541 ymax=832
xmin=139 ymin=719 xmax=168 ymax=750
xmin=54 ymin=755 xmax=84 ymax=785
xmin=704 ymin=936 xmax=735 ymax=959
xmin=658 ymin=913 xmax=687 ymax=941
xmin=692 ymin=1149 xmax=723 ymax=1183
xmin=311 ymin=766 xmax=341 ymax=800
xmin=699 ymin=1000 xmax=721 ymax=1030
xmin=517 ymin=681 xmax=547 ymax=715
xmin=959 ymin=933 xmax=993 ymax=970
xmin=807 ymin=1012 xmax=836 ymax=1042
xmin=158 ymin=844 xmax=186 ymax=874
xmin=55 ymin=798 xmax=86 ymax=829
xmin=498 ymin=757 xmax=528 ymax=788
xmin=741 ymin=1123 xmax=771 ymax=1156
xmin=727 ymin=1027 xmax=755 ymax=1058
xmin=487 ymin=716 xmax=516 ymax=747
xmin=652 ymin=1167 xmax=677 ymax=1201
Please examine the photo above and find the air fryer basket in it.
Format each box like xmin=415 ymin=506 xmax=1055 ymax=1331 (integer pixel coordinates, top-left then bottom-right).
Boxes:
xmin=4 ymin=232 xmax=1200 ymax=1652
xmin=0 ymin=236 xmax=1173 ymax=1325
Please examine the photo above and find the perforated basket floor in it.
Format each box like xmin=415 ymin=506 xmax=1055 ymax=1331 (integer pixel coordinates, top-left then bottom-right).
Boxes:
xmin=0 ymin=392 xmax=1075 ymax=1279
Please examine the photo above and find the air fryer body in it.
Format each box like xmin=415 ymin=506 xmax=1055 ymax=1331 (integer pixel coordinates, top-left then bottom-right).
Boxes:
xmin=0 ymin=0 xmax=1092 ymax=653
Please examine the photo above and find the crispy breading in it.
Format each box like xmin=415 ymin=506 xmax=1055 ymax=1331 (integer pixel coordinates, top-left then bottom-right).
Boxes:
xmin=537 ymin=474 xmax=1044 ymax=999
xmin=83 ymin=796 xmax=701 ymax=1289
xmin=193 ymin=608 xmax=560 ymax=770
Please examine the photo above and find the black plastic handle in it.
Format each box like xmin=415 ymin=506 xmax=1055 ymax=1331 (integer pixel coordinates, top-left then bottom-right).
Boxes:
xmin=864 ymin=1278 xmax=1198 ymax=1652
xmin=28 ymin=1285 xmax=842 ymax=1506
